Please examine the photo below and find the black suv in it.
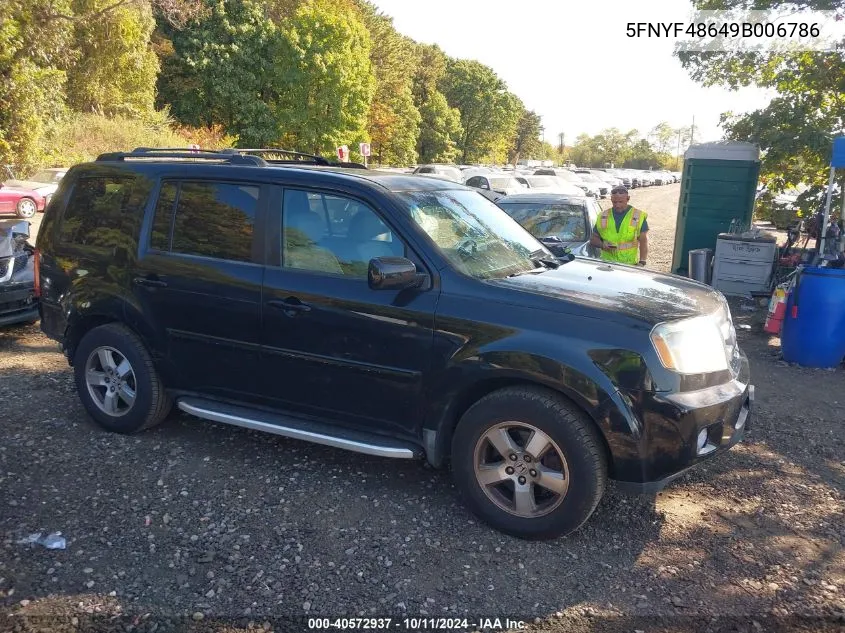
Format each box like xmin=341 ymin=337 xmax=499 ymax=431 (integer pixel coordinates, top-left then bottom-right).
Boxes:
xmin=36 ymin=148 xmax=753 ymax=540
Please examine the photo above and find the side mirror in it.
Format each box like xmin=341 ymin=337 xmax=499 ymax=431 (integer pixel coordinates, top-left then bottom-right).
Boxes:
xmin=368 ymin=256 xmax=423 ymax=291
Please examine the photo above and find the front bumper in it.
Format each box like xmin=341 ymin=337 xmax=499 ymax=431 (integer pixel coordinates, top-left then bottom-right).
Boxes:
xmin=614 ymin=384 xmax=753 ymax=493
xmin=0 ymin=285 xmax=39 ymax=326
xmin=598 ymin=357 xmax=754 ymax=493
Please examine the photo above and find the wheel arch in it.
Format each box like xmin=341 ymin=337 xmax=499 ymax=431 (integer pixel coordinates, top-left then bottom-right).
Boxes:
xmin=425 ymin=370 xmax=618 ymax=478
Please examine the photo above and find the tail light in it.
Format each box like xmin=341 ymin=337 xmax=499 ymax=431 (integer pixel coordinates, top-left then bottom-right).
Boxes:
xmin=33 ymin=247 xmax=41 ymax=297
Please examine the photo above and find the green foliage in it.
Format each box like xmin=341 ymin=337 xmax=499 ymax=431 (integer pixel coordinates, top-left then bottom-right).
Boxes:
xmin=0 ymin=0 xmax=74 ymax=171
xmin=440 ymin=59 xmax=523 ymax=163
xmin=509 ymin=109 xmax=543 ymax=165
xmin=156 ymin=0 xmax=284 ymax=145
xmin=275 ymin=0 xmax=376 ymax=156
xmin=416 ymin=92 xmax=463 ymax=163
xmin=676 ymin=0 xmax=845 ymax=214
xmin=356 ymin=1 xmax=420 ymax=165
xmin=66 ymin=0 xmax=160 ymax=118
xmin=38 ymin=111 xmax=205 ymax=168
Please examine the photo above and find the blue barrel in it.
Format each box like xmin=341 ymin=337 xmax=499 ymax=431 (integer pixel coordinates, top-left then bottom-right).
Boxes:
xmin=781 ymin=266 xmax=845 ymax=367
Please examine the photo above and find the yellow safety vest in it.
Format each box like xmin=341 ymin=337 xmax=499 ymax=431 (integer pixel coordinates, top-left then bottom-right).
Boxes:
xmin=595 ymin=206 xmax=647 ymax=265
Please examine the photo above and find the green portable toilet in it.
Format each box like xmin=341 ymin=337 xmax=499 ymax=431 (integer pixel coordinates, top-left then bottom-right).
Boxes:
xmin=671 ymin=142 xmax=761 ymax=277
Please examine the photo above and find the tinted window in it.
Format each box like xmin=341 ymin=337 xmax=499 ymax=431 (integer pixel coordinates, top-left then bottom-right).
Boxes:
xmin=170 ymin=182 xmax=258 ymax=262
xmin=150 ymin=182 xmax=177 ymax=251
xmin=59 ymin=176 xmax=144 ymax=248
xmin=283 ymin=189 xmax=404 ymax=278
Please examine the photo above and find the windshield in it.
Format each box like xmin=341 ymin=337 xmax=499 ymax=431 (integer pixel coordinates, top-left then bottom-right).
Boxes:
xmin=576 ymin=172 xmax=601 ymax=183
xmin=555 ymin=170 xmax=580 ymax=182
xmin=498 ymin=202 xmax=588 ymax=241
xmin=490 ymin=177 xmax=525 ymax=190
xmin=30 ymin=170 xmax=63 ymax=182
xmin=400 ymin=189 xmax=552 ymax=279
xmin=525 ymin=176 xmax=556 ymax=188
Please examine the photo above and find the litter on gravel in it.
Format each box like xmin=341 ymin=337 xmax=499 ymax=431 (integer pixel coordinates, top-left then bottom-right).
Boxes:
xmin=16 ymin=532 xmax=66 ymax=549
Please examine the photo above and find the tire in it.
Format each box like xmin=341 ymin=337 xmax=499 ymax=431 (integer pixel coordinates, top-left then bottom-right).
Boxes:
xmin=15 ymin=198 xmax=37 ymax=219
xmin=73 ymin=323 xmax=172 ymax=434
xmin=451 ymin=386 xmax=607 ymax=540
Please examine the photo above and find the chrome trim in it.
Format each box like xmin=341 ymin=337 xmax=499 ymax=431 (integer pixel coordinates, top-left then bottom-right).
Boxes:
xmin=177 ymin=401 xmax=417 ymax=459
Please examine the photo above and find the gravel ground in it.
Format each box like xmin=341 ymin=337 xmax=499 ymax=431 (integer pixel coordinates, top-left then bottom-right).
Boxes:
xmin=0 ymin=186 xmax=843 ymax=633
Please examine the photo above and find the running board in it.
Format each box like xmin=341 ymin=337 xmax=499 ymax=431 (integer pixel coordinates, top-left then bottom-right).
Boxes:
xmin=177 ymin=397 xmax=423 ymax=459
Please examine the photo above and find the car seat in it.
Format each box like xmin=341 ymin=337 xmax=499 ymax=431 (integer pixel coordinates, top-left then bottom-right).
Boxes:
xmin=346 ymin=209 xmax=403 ymax=263
xmin=284 ymin=191 xmax=343 ymax=274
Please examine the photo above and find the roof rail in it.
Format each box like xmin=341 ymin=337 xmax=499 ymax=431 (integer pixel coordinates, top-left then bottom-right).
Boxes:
xmin=223 ymin=148 xmax=368 ymax=169
xmin=220 ymin=148 xmax=330 ymax=165
xmin=95 ymin=149 xmax=267 ymax=167
xmin=131 ymin=147 xmax=226 ymax=154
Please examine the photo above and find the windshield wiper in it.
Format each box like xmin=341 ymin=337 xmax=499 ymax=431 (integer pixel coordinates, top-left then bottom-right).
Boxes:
xmin=528 ymin=249 xmax=561 ymax=269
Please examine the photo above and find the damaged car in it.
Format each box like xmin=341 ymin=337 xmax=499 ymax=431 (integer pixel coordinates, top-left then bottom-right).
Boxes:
xmin=0 ymin=219 xmax=39 ymax=327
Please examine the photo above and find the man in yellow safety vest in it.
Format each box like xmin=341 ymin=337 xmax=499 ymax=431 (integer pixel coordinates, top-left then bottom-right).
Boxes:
xmin=589 ymin=185 xmax=649 ymax=266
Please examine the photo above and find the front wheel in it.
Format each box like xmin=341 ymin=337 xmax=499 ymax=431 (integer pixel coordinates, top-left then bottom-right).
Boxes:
xmin=15 ymin=198 xmax=37 ymax=219
xmin=451 ymin=386 xmax=607 ymax=540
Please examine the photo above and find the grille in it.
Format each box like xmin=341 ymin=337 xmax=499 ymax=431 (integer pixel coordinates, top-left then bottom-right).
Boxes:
xmin=0 ymin=257 xmax=10 ymax=279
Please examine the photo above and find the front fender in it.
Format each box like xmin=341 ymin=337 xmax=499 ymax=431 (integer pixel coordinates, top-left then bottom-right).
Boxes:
xmin=423 ymin=335 xmax=647 ymax=475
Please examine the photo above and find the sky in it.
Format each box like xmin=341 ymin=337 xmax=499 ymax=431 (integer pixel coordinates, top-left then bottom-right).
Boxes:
xmin=370 ymin=0 xmax=778 ymax=151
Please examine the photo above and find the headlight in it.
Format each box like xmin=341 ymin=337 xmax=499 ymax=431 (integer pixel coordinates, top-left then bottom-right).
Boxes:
xmin=650 ymin=313 xmax=729 ymax=374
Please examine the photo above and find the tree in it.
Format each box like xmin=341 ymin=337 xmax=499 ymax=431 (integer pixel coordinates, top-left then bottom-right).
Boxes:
xmin=509 ymin=109 xmax=543 ymax=165
xmin=356 ymin=1 xmax=420 ymax=165
xmin=648 ymin=122 xmax=676 ymax=155
xmin=411 ymin=43 xmax=448 ymax=104
xmin=411 ymin=43 xmax=461 ymax=163
xmin=0 ymin=0 xmax=75 ymax=171
xmin=156 ymin=0 xmax=284 ymax=145
xmin=416 ymin=92 xmax=463 ymax=163
xmin=275 ymin=0 xmax=376 ymax=156
xmin=67 ymin=0 xmax=160 ymax=118
xmin=570 ymin=128 xmax=640 ymax=167
xmin=676 ymin=0 xmax=845 ymax=212
xmin=440 ymin=59 xmax=522 ymax=163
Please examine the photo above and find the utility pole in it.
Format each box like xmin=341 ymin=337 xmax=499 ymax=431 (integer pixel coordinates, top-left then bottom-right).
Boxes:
xmin=558 ymin=132 xmax=564 ymax=154
xmin=677 ymin=128 xmax=682 ymax=170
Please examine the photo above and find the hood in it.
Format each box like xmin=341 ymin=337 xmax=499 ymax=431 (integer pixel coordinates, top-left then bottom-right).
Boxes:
xmin=2 ymin=180 xmax=51 ymax=196
xmin=488 ymin=258 xmax=724 ymax=324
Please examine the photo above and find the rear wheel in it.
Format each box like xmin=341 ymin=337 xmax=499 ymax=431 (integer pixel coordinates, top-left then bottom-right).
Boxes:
xmin=451 ymin=386 xmax=607 ymax=540
xmin=15 ymin=198 xmax=36 ymax=219
xmin=73 ymin=323 xmax=172 ymax=433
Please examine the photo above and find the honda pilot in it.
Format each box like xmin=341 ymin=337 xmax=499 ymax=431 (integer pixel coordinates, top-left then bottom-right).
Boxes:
xmin=35 ymin=148 xmax=753 ymax=540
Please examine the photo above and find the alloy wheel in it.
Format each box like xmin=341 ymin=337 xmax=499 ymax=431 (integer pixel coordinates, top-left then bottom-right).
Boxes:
xmin=473 ymin=422 xmax=570 ymax=518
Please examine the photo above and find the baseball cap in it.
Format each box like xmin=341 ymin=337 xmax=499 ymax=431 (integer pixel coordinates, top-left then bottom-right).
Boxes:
xmin=611 ymin=185 xmax=629 ymax=195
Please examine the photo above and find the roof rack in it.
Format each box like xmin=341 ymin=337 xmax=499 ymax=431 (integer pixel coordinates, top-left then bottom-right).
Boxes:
xmin=95 ymin=148 xmax=267 ymax=167
xmin=222 ymin=148 xmax=368 ymax=169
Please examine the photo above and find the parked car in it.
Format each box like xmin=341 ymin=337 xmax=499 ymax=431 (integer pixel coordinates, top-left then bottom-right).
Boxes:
xmin=464 ymin=174 xmax=527 ymax=201
xmin=533 ymin=169 xmax=599 ymax=198
xmin=4 ymin=167 xmax=68 ymax=207
xmin=0 ymin=219 xmax=39 ymax=326
xmin=495 ymin=193 xmax=602 ymax=259
xmin=37 ymin=147 xmax=753 ymax=540
xmin=412 ymin=164 xmax=463 ymax=183
xmin=574 ymin=170 xmax=613 ymax=197
xmin=519 ymin=175 xmax=585 ymax=197
xmin=0 ymin=182 xmax=47 ymax=219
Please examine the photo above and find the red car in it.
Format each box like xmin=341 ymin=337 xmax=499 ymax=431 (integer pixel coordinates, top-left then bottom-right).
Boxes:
xmin=0 ymin=182 xmax=46 ymax=219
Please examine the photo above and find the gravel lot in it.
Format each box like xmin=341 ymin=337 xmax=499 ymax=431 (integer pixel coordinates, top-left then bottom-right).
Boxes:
xmin=1 ymin=186 xmax=843 ymax=633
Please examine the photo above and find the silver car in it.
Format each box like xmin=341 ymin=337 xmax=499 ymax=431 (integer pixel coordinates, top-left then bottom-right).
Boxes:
xmin=495 ymin=193 xmax=603 ymax=259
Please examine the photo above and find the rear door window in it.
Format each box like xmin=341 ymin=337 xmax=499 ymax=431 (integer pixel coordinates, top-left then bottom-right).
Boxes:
xmin=149 ymin=180 xmax=259 ymax=263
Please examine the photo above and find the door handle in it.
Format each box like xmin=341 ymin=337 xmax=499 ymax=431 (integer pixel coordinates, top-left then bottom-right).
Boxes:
xmin=133 ymin=276 xmax=168 ymax=288
xmin=268 ymin=298 xmax=311 ymax=313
